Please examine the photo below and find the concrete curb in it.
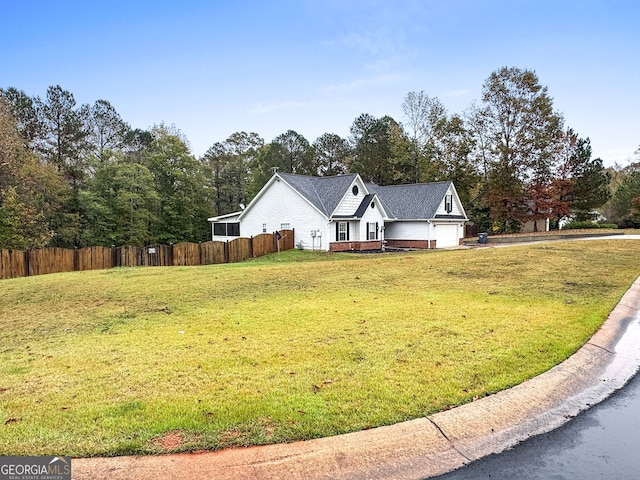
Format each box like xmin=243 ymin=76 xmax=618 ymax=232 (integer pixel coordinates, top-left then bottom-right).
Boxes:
xmin=73 ymin=276 xmax=640 ymax=480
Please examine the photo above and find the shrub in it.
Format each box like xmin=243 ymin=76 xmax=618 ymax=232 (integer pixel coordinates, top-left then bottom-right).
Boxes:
xmin=618 ymin=217 xmax=640 ymax=229
xmin=561 ymin=221 xmax=618 ymax=230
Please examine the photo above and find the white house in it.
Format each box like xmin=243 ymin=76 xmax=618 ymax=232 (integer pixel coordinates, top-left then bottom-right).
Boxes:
xmin=207 ymin=172 xmax=468 ymax=251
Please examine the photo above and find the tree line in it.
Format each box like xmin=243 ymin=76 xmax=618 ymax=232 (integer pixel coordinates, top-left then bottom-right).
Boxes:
xmin=1 ymin=66 xmax=638 ymax=250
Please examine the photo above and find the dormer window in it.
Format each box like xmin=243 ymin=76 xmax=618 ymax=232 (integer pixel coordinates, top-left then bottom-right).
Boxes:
xmin=352 ymin=185 xmax=359 ymax=195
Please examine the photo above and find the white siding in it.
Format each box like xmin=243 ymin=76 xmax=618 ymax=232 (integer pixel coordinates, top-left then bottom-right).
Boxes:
xmin=333 ymin=177 xmax=368 ymax=216
xmin=435 ymin=187 xmax=464 ymax=216
xmin=240 ymin=178 xmax=330 ymax=250
xmin=357 ymin=198 xmax=386 ymax=240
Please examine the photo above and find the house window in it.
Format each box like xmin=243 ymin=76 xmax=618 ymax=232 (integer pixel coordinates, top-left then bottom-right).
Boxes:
xmin=227 ymin=222 xmax=240 ymax=236
xmin=352 ymin=185 xmax=359 ymax=195
xmin=213 ymin=223 xmax=225 ymax=236
xmin=262 ymin=223 xmax=267 ymax=233
xmin=445 ymin=194 xmax=453 ymax=214
xmin=367 ymin=222 xmax=378 ymax=240
xmin=213 ymin=222 xmax=240 ymax=236
xmin=337 ymin=222 xmax=349 ymax=241
xmin=280 ymin=223 xmax=290 ymax=230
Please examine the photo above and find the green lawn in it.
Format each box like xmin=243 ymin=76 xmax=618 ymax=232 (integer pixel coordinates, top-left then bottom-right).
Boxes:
xmin=1 ymin=240 xmax=639 ymax=457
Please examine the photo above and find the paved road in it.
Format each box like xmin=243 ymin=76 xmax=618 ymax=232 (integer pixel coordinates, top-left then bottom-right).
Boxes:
xmin=436 ymin=235 xmax=640 ymax=480
xmin=434 ymin=330 xmax=640 ymax=479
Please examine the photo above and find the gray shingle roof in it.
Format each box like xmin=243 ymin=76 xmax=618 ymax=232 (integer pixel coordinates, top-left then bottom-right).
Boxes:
xmin=277 ymin=173 xmax=458 ymax=221
xmin=278 ymin=173 xmax=358 ymax=217
xmin=354 ymin=194 xmax=375 ymax=218
xmin=367 ymin=181 xmax=452 ymax=219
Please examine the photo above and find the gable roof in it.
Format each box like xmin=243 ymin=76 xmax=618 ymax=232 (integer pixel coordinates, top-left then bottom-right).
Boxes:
xmin=214 ymin=173 xmax=466 ymax=225
xmin=277 ymin=172 xmax=359 ymax=217
xmin=354 ymin=193 xmax=376 ymax=218
xmin=367 ymin=181 xmax=455 ymax=220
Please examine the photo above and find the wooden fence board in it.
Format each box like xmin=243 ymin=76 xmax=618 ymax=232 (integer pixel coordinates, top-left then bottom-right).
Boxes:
xmin=0 ymin=229 xmax=295 ymax=280
xmin=173 ymin=242 xmax=201 ymax=266
xmin=252 ymin=233 xmax=276 ymax=257
xmin=280 ymin=229 xmax=295 ymax=251
xmin=28 ymin=248 xmax=74 ymax=276
xmin=0 ymin=249 xmax=27 ymax=279
xmin=142 ymin=245 xmax=172 ymax=267
xmin=200 ymin=241 xmax=225 ymax=265
xmin=77 ymin=246 xmax=114 ymax=271
xmin=114 ymin=245 xmax=144 ymax=268
xmin=227 ymin=237 xmax=252 ymax=264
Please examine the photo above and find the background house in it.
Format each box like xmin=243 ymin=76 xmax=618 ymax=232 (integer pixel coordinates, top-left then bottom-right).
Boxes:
xmin=208 ymin=173 xmax=468 ymax=251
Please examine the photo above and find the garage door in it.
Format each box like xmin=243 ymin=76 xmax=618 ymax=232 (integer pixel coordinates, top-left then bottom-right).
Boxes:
xmin=436 ymin=224 xmax=459 ymax=248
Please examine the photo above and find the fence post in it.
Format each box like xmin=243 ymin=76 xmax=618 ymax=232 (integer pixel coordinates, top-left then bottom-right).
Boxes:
xmin=169 ymin=243 xmax=174 ymax=266
xmin=249 ymin=236 xmax=254 ymax=258
xmin=74 ymin=247 xmax=79 ymax=272
xmin=224 ymin=240 xmax=229 ymax=264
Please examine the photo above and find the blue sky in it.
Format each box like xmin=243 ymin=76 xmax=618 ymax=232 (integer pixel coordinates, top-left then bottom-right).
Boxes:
xmin=2 ymin=0 xmax=638 ymax=165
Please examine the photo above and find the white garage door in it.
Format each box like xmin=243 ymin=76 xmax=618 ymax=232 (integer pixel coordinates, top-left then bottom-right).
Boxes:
xmin=436 ymin=223 xmax=459 ymax=248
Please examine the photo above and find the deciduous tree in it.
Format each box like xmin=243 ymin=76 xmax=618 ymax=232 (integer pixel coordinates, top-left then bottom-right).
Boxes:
xmin=0 ymin=98 xmax=65 ymax=248
xmin=81 ymin=154 xmax=158 ymax=246
xmin=142 ymin=124 xmax=211 ymax=243
xmin=401 ymin=91 xmax=447 ymax=182
xmin=473 ymin=67 xmax=563 ymax=232
xmin=434 ymin=114 xmax=479 ymax=206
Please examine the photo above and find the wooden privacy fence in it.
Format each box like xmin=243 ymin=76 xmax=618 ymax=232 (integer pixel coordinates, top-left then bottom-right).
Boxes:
xmin=0 ymin=230 xmax=294 ymax=280
xmin=465 ymin=224 xmax=480 ymax=238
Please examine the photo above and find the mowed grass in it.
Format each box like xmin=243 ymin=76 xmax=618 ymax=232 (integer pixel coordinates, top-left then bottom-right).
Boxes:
xmin=1 ymin=240 xmax=639 ymax=457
